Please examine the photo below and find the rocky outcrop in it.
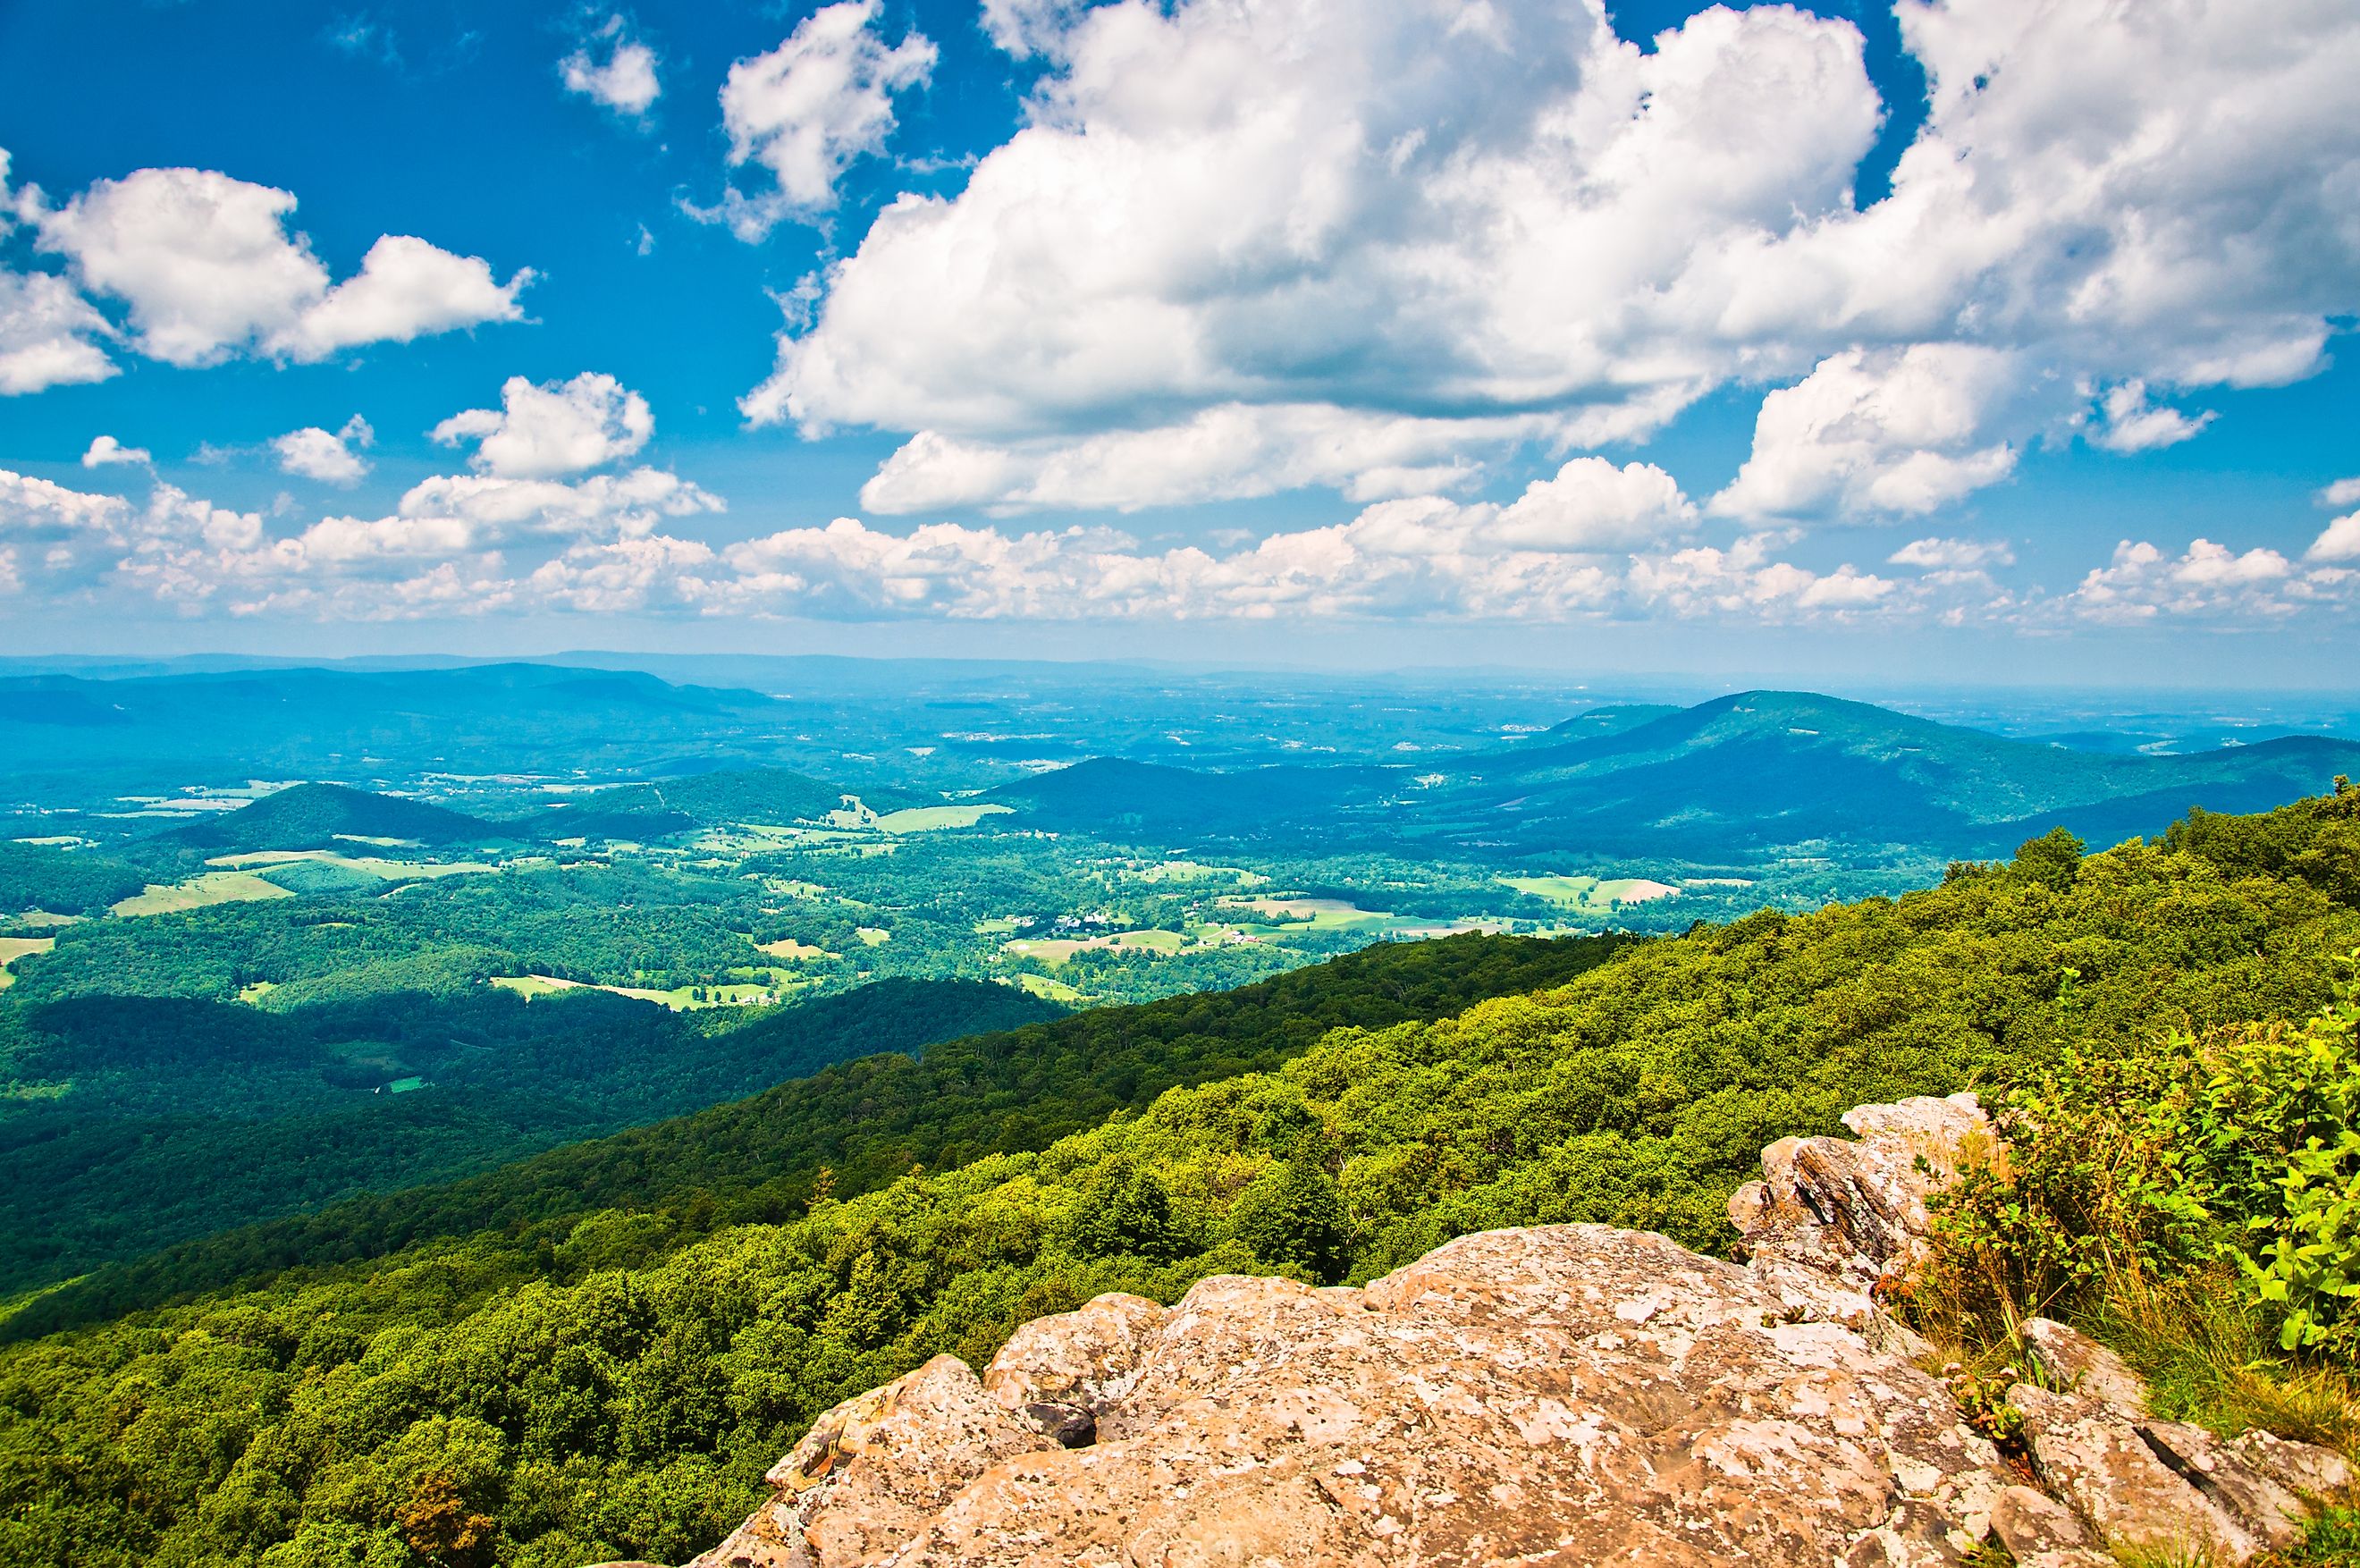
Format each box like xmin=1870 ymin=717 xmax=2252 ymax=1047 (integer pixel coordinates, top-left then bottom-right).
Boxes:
xmin=651 ymin=1095 xmax=2352 ymax=1568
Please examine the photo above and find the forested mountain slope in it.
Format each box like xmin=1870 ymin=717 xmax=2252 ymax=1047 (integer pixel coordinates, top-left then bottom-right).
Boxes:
xmin=4 ymin=932 xmax=1632 ymax=1340
xmin=3 ymin=787 xmax=2354 ymax=1568
xmin=991 ymin=691 xmax=2360 ymax=860
xmin=0 ymin=979 xmax=1059 ymax=1297
xmin=159 ymin=782 xmax=501 ymax=854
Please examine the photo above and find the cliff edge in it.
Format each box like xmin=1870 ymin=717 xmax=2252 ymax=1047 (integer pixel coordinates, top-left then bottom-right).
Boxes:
xmin=608 ymin=1094 xmax=2348 ymax=1567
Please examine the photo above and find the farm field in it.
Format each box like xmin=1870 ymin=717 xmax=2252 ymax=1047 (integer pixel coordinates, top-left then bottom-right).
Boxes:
xmin=491 ymin=973 xmax=809 ymax=1010
xmin=0 ymin=937 xmax=54 ymax=991
xmin=206 ymin=848 xmax=498 ymax=881
xmin=1499 ymin=873 xmax=1683 ymax=912
xmin=873 ymin=803 xmax=1012 ymax=832
xmin=109 ymin=871 xmax=293 ymax=917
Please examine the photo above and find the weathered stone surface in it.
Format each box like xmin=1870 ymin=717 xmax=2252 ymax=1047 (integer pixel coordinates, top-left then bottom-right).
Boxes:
xmin=980 ymin=1290 xmax=1166 ymax=1445
xmin=1735 ymin=1092 xmax=1995 ymax=1301
xmin=2229 ymin=1427 xmax=2355 ymax=1498
xmin=2140 ymin=1418 xmax=2314 ymax=1554
xmin=2012 ymin=1386 xmax=2261 ymax=1562
xmin=650 ymin=1098 xmax=2347 ymax=1568
xmin=695 ymin=1225 xmax=2012 ymax=1567
xmin=1989 ymin=1483 xmax=2094 ymax=1557
xmin=2020 ymin=1317 xmax=2146 ymax=1415
xmin=689 ymin=1354 xmax=1055 ymax=1567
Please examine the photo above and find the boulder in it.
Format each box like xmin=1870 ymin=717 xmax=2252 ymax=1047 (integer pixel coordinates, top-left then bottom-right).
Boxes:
xmin=980 ymin=1290 xmax=1166 ymax=1446
xmin=2019 ymin=1318 xmax=2145 ymax=1415
xmin=1732 ymin=1093 xmax=1995 ymax=1299
xmin=687 ymin=1355 xmax=1056 ymax=1568
xmin=2011 ymin=1387 xmax=2261 ymax=1562
xmin=644 ymin=1095 xmax=2349 ymax=1568
xmin=1988 ymin=1483 xmax=2093 ymax=1552
xmin=691 ymin=1225 xmax=2013 ymax=1567
xmin=2139 ymin=1418 xmax=2314 ymax=1555
xmin=2229 ymin=1428 xmax=2355 ymax=1498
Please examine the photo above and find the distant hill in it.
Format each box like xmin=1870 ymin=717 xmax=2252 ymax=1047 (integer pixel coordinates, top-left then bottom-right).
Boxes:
xmin=160 ymin=783 xmax=500 ymax=853
xmin=985 ymin=757 xmax=1396 ymax=838
xmin=0 ymin=662 xmax=793 ymax=788
xmin=511 ymin=766 xmax=920 ymax=839
xmin=990 ymin=691 xmax=2360 ymax=860
xmin=0 ymin=975 xmax=1063 ymax=1311
xmin=3 ymin=931 xmax=1628 ymax=1340
xmin=1538 ymin=704 xmax=1682 ymax=739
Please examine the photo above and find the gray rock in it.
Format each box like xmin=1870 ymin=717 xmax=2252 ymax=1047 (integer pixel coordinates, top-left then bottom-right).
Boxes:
xmin=2139 ymin=1417 xmax=2313 ymax=1554
xmin=2229 ymin=1427 xmax=2355 ymax=1498
xmin=2011 ymin=1385 xmax=2260 ymax=1562
xmin=641 ymin=1098 xmax=2346 ymax=1568
xmin=2021 ymin=1317 xmax=2145 ymax=1415
xmin=1989 ymin=1482 xmax=2094 ymax=1556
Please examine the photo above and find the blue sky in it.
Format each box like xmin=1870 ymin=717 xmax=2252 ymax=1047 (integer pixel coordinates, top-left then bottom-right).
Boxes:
xmin=0 ymin=0 xmax=2355 ymax=682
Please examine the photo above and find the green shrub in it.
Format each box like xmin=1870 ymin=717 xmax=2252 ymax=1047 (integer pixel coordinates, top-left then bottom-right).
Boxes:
xmin=1926 ymin=948 xmax=2360 ymax=1360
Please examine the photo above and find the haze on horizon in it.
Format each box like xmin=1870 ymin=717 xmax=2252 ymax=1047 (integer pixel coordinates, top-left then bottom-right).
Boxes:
xmin=2 ymin=0 xmax=2356 ymax=682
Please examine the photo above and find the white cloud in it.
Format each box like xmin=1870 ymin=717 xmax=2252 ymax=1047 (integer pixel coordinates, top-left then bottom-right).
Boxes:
xmin=29 ymin=166 xmax=530 ymax=367
xmin=1711 ymin=345 xmax=2020 ymax=519
xmin=80 ymin=434 xmax=151 ymax=468
xmin=2318 ymin=477 xmax=2360 ymax=510
xmin=1626 ymin=535 xmax=1895 ymax=619
xmin=274 ymin=236 xmax=532 ymax=360
xmin=706 ymin=0 xmax=937 ymax=239
xmin=562 ymin=18 xmax=662 ymax=119
xmin=530 ymin=534 xmax=717 ymax=611
xmin=2069 ymin=536 xmax=2329 ymax=623
xmin=394 ymin=465 xmax=721 ymax=543
xmin=272 ymin=415 xmax=375 ymax=484
xmin=430 ymin=372 xmax=653 ymax=479
xmin=0 ymin=269 xmax=116 ymax=393
xmin=0 ymin=468 xmax=131 ymax=543
xmin=981 ymin=0 xmax=1083 ymax=59
xmin=1889 ymin=536 xmax=2014 ymax=571
xmin=744 ymin=0 xmax=2360 ymax=516
xmin=2309 ymin=513 xmax=2360 ymax=563
xmin=855 ymin=403 xmax=1610 ymax=516
xmin=2085 ymin=380 xmax=2216 ymax=454
xmin=1487 ymin=459 xmax=1697 ymax=552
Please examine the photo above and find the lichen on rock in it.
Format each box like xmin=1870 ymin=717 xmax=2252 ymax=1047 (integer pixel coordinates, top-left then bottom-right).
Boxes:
xmin=647 ymin=1095 xmax=2348 ymax=1568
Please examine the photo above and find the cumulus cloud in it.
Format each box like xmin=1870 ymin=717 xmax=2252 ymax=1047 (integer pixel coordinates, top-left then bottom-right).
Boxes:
xmin=0 ymin=268 xmax=117 ymax=393
xmin=430 ymin=372 xmax=653 ymax=479
xmin=980 ymin=0 xmax=1083 ymax=58
xmin=1711 ymin=346 xmax=2020 ymax=518
xmin=740 ymin=0 xmax=2360 ymax=516
xmin=2067 ymin=537 xmax=2339 ymax=622
xmin=272 ymin=415 xmax=375 ymax=483
xmin=2309 ymin=513 xmax=2360 ymax=563
xmin=2319 ymin=477 xmax=2360 ymax=510
xmin=562 ymin=16 xmax=661 ymax=119
xmin=704 ymin=0 xmax=937 ymax=240
xmin=26 ymin=166 xmax=530 ymax=367
xmin=530 ymin=533 xmax=717 ymax=611
xmin=2085 ymin=380 xmax=2216 ymax=454
xmin=856 ymin=404 xmax=1614 ymax=515
xmin=395 ymin=465 xmax=721 ymax=542
xmin=80 ymin=434 xmax=150 ymax=468
xmin=0 ymin=467 xmax=131 ymax=542
xmin=1889 ymin=536 xmax=2014 ymax=571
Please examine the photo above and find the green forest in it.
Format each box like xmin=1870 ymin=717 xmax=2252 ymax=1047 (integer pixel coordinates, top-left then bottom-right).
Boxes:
xmin=4 ymin=784 xmax=2356 ymax=1568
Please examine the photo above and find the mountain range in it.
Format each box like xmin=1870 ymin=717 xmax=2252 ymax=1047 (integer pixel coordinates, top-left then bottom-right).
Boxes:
xmin=987 ymin=690 xmax=2360 ymax=859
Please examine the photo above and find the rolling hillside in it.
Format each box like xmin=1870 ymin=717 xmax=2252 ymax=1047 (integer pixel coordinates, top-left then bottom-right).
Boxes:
xmin=158 ymin=781 xmax=501 ymax=853
xmin=4 ymin=930 xmax=1634 ymax=1340
xmin=509 ymin=765 xmax=920 ymax=839
xmin=990 ymin=691 xmax=2360 ymax=860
